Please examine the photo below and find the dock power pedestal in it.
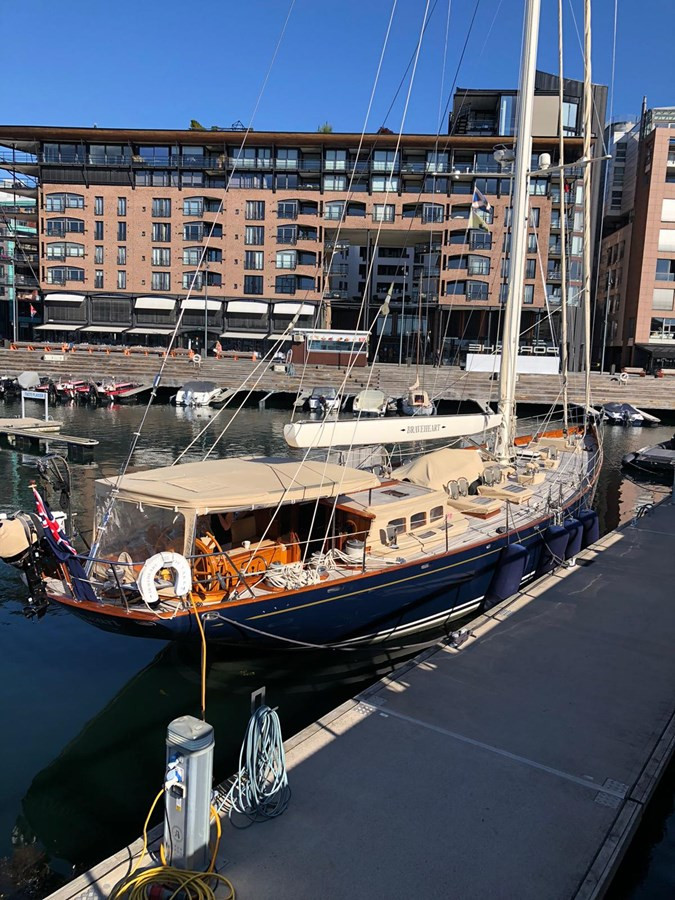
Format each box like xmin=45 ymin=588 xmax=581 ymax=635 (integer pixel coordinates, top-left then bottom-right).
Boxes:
xmin=164 ymin=715 xmax=215 ymax=871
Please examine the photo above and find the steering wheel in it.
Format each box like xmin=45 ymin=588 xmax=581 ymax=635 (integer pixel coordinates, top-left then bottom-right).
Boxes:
xmin=193 ymin=534 xmax=229 ymax=594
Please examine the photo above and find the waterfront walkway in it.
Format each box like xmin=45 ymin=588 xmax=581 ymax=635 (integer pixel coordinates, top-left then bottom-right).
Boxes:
xmin=49 ymin=497 xmax=675 ymax=899
xmin=2 ymin=347 xmax=674 ymax=410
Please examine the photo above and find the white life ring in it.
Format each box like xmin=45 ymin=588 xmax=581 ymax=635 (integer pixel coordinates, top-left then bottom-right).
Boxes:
xmin=137 ymin=551 xmax=192 ymax=607
xmin=619 ymin=372 xmax=629 ymax=383
xmin=193 ymin=353 xmax=202 ymax=364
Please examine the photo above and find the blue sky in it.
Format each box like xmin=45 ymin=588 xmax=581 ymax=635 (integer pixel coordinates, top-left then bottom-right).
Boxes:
xmin=5 ymin=0 xmax=672 ymax=134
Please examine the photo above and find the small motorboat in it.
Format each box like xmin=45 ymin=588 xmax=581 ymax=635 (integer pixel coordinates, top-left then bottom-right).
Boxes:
xmin=352 ymin=389 xmax=388 ymax=418
xmin=173 ymin=380 xmax=226 ymax=408
xmin=306 ymin=387 xmax=341 ymax=416
xmin=103 ymin=380 xmax=142 ymax=403
xmin=600 ymin=402 xmax=660 ymax=426
xmin=622 ymin=433 xmax=675 ymax=481
xmin=399 ymin=386 xmax=435 ymax=417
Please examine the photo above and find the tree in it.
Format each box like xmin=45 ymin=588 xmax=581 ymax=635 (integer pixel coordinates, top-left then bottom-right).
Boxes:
xmin=317 ymin=122 xmax=333 ymax=133
xmin=190 ymin=119 xmax=206 ymax=130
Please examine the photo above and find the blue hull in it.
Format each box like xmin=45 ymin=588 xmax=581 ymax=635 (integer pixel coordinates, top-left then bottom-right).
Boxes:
xmin=63 ymin=492 xmax=592 ymax=648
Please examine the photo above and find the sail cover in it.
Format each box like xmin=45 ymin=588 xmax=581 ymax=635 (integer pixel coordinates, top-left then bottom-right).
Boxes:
xmin=283 ymin=413 xmax=501 ymax=449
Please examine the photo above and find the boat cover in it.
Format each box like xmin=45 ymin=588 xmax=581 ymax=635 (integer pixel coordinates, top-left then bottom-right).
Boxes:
xmin=392 ymin=448 xmax=485 ymax=491
xmin=96 ymin=456 xmax=380 ymax=514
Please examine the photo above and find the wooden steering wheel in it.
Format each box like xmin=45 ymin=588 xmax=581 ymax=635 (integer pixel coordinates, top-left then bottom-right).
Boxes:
xmin=193 ymin=533 xmax=231 ymax=595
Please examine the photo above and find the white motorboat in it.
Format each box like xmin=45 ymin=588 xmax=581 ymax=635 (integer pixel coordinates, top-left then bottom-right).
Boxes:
xmin=306 ymin=386 xmax=341 ymax=416
xmin=352 ymin=389 xmax=388 ymax=417
xmin=174 ymin=380 xmax=227 ymax=408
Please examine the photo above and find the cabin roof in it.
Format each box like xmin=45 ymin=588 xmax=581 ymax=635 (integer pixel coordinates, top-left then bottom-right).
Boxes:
xmin=96 ymin=456 xmax=380 ymax=513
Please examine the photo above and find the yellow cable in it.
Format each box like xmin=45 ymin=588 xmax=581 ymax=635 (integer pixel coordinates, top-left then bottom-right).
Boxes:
xmin=127 ymin=787 xmax=164 ymax=879
xmin=189 ymin=592 xmax=208 ymax=720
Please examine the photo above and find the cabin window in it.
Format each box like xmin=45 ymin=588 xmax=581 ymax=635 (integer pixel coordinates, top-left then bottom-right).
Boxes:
xmin=430 ymin=506 xmax=444 ymax=523
xmin=93 ymin=498 xmax=185 ymax=564
xmin=410 ymin=511 xmax=427 ymax=530
xmin=387 ymin=518 xmax=406 ymax=536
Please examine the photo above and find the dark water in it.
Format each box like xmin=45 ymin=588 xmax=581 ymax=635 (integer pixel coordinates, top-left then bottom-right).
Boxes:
xmin=0 ymin=400 xmax=673 ymax=896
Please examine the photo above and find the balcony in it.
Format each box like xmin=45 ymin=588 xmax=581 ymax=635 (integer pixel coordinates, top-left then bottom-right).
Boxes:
xmin=547 ymin=268 xmax=562 ymax=282
xmin=324 ymin=290 xmax=348 ymax=300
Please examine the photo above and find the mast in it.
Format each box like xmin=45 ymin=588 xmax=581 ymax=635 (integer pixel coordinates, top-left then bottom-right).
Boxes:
xmin=496 ymin=0 xmax=541 ymax=462
xmin=582 ymin=0 xmax=593 ymax=415
xmin=557 ymin=0 xmax=569 ymax=433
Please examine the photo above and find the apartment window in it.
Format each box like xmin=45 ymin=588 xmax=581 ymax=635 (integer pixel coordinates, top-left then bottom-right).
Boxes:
xmin=424 ymin=176 xmax=448 ymax=194
xmin=152 ymin=198 xmax=171 ymax=217
xmin=446 ymin=255 xmax=467 ymax=270
xmin=245 ymin=225 xmax=265 ymax=245
xmin=528 ymin=177 xmax=548 ymax=196
xmin=426 ymin=151 xmax=448 ymax=173
xmin=451 ymin=181 xmax=472 ymax=196
xmin=469 ymin=231 xmax=492 ymax=250
xmin=561 ymin=100 xmax=578 ymax=135
xmin=277 ymin=225 xmax=297 ymax=244
xmin=183 ymin=271 xmax=204 ymax=290
xmin=445 ymin=280 xmax=466 ymax=295
xmin=45 ymin=192 xmax=84 ymax=211
xmin=523 ymin=284 xmax=534 ymax=304
xmin=183 ymin=197 xmax=203 ymax=217
xmin=468 ymin=255 xmax=490 ymax=276
xmin=152 ymin=272 xmax=170 ymax=291
xmin=324 ymin=174 xmax=346 ymax=191
xmin=46 ymin=266 xmax=84 ymax=284
xmin=527 ymin=233 xmax=538 ymax=253
xmin=276 ymin=148 xmax=299 ymax=169
xmin=571 ymin=235 xmax=583 ymax=256
xmin=244 ymin=250 xmax=264 ymax=270
xmin=276 ymin=250 xmax=296 ymax=270
xmin=95 ymin=270 xmax=103 ymax=289
xmin=153 ymin=222 xmax=171 ymax=242
xmin=183 ymin=223 xmax=203 ymax=242
xmin=94 ymin=196 xmax=104 ymax=215
xmin=245 ymin=200 xmax=265 ymax=220
xmin=656 ymin=259 xmax=675 ymax=282
xmin=373 ymin=204 xmax=395 ymax=222
xmin=46 ymin=242 xmax=85 ymax=259
xmin=373 ymin=150 xmax=400 ymax=172
xmin=525 ymin=258 xmax=536 ymax=279
xmin=325 ymin=149 xmax=347 ymax=171
xmin=181 ymin=171 xmax=203 ymax=187
xmin=422 ymin=203 xmax=444 ymax=224
xmin=474 ymin=178 xmax=499 ymax=196
xmin=372 ymin=175 xmax=399 ymax=193
xmin=243 ymin=275 xmax=264 ymax=294
xmin=529 ymin=207 xmax=540 ymax=227
xmin=573 ymin=211 xmax=584 ymax=232
xmin=153 ymin=248 xmax=171 ymax=266
xmin=94 ymin=221 xmax=104 ymax=240
xmin=117 ymin=270 xmax=126 ymax=289
xmin=277 ymin=200 xmax=298 ymax=219
xmin=117 ymin=246 xmax=126 ymax=265
xmin=117 ymin=197 xmax=127 ymax=216
xmin=466 ymin=281 xmax=488 ymax=301
xmin=324 ymin=201 xmax=344 ymax=221
xmin=94 ymin=246 xmax=103 ymax=264
xmin=275 ymin=275 xmax=296 ymax=294
xmin=117 ymin=222 xmax=127 ymax=241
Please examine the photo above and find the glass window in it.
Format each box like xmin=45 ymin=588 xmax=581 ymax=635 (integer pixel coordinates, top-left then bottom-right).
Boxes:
xmin=373 ymin=150 xmax=399 ymax=172
xmin=430 ymin=506 xmax=444 ymax=523
xmin=117 ymin=270 xmax=126 ymax=289
xmin=527 ymin=233 xmax=538 ymax=253
xmin=117 ymin=197 xmax=127 ymax=216
xmin=244 ymin=275 xmax=264 ymax=294
xmin=152 ymin=198 xmax=171 ymax=217
xmin=422 ymin=203 xmax=444 ymax=223
xmin=469 ymin=231 xmax=492 ymax=250
xmin=183 ymin=197 xmax=203 ymax=217
xmin=523 ymin=284 xmax=534 ymax=304
xmin=653 ymin=288 xmax=675 ymax=311
xmin=373 ymin=204 xmax=395 ymax=222
xmin=117 ymin=222 xmax=127 ymax=241
xmin=324 ymin=201 xmax=344 ymax=221
xmin=410 ymin=512 xmax=427 ymax=530
xmin=468 ymin=255 xmax=490 ymax=276
xmin=153 ymin=222 xmax=171 ymax=242
xmin=94 ymin=245 xmax=103 ymax=264
xmin=474 ymin=178 xmax=499 ymax=195
xmin=183 ymin=271 xmax=204 ymax=290
xmin=276 ymin=148 xmax=299 ymax=169
xmin=426 ymin=151 xmax=448 ymax=173
xmin=245 ymin=225 xmax=265 ymax=245
xmin=245 ymin=200 xmax=265 ymax=220
xmin=571 ymin=235 xmax=583 ymax=256
xmin=466 ymin=281 xmax=488 ymax=300
xmin=525 ymin=258 xmax=536 ymax=279
xmin=94 ymin=221 xmax=104 ymax=240
xmin=325 ymin=149 xmax=347 ymax=171
xmin=151 ymin=272 xmax=170 ymax=291
xmin=656 ymin=259 xmax=675 ymax=282
xmin=95 ymin=270 xmax=103 ymax=289
xmin=245 ymin=250 xmax=264 ymax=270
xmin=445 ymin=280 xmax=466 ymax=295
xmin=183 ymin=247 xmax=201 ymax=266
xmin=372 ymin=175 xmax=399 ymax=192
xmin=277 ymin=225 xmax=297 ymax=244
xmin=181 ymin=171 xmax=203 ymax=187
xmin=277 ymin=200 xmax=298 ymax=219
xmin=423 ymin=176 xmax=448 ymax=194
xmin=529 ymin=207 xmax=540 ymax=227
xmin=275 ymin=275 xmax=296 ymax=294
xmin=117 ymin=246 xmax=126 ymax=265
xmin=324 ymin=174 xmax=346 ymax=191
xmin=45 ymin=192 xmax=84 ymax=211
xmin=206 ymin=248 xmax=222 ymax=263
xmin=276 ymin=250 xmax=296 ymax=269
xmin=153 ymin=248 xmax=171 ymax=266
xmin=528 ymin=177 xmax=548 ymax=196
xmin=46 ymin=266 xmax=84 ymax=284
xmin=562 ymin=101 xmax=578 ymax=135
xmin=94 ymin=196 xmax=104 ymax=215
xmin=183 ymin=223 xmax=203 ymax=242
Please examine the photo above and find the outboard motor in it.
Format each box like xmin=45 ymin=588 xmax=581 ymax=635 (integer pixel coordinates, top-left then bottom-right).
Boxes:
xmin=0 ymin=512 xmax=49 ymax=612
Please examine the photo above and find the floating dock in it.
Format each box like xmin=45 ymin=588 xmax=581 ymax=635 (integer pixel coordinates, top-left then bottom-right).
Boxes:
xmin=48 ymin=498 xmax=675 ymax=899
xmin=0 ymin=418 xmax=98 ymax=463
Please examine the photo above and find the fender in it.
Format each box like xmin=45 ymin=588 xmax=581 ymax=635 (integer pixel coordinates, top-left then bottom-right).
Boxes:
xmin=137 ymin=551 xmax=192 ymax=607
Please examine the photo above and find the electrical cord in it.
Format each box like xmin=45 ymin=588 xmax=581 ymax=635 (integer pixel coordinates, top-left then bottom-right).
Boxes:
xmin=219 ymin=705 xmax=291 ymax=828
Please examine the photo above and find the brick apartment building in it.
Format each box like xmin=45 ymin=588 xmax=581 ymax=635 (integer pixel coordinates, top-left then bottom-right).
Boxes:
xmin=0 ymin=72 xmax=605 ymax=362
xmin=597 ymin=107 xmax=675 ymax=370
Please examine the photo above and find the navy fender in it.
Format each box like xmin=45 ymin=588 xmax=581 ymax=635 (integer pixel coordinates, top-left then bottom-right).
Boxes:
xmin=563 ymin=519 xmax=584 ymax=561
xmin=578 ymin=509 xmax=600 ymax=548
xmin=535 ymin=525 xmax=570 ymax=577
xmin=484 ymin=542 xmax=528 ymax=610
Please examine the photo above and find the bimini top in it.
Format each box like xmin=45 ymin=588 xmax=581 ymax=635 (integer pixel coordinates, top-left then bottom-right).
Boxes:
xmin=392 ymin=448 xmax=485 ymax=491
xmin=96 ymin=456 xmax=380 ymax=514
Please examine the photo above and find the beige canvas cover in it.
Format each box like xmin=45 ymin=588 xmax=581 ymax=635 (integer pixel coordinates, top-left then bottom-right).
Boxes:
xmin=393 ymin=448 xmax=485 ymax=492
xmin=96 ymin=456 xmax=380 ymax=514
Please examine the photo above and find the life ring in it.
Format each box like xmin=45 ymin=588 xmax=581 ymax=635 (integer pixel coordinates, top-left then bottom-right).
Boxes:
xmin=137 ymin=551 xmax=192 ymax=607
xmin=193 ymin=353 xmax=202 ymax=364
xmin=619 ymin=372 xmax=629 ymax=383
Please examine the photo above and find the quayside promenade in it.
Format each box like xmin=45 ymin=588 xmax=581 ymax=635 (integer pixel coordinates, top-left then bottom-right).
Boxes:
xmin=1 ymin=347 xmax=674 ymax=411
xmin=48 ymin=497 xmax=675 ymax=899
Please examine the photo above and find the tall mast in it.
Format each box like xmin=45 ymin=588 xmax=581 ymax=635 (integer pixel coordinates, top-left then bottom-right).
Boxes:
xmin=496 ymin=0 xmax=541 ymax=462
xmin=557 ymin=0 xmax=569 ymax=433
xmin=582 ymin=0 xmax=593 ymax=415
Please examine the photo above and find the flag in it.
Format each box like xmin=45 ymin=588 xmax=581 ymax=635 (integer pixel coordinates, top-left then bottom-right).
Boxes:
xmin=32 ymin=486 xmax=97 ymax=602
xmin=472 ymin=187 xmax=492 ymax=213
xmin=29 ymin=304 xmax=37 ymax=318
xmin=469 ymin=209 xmax=490 ymax=232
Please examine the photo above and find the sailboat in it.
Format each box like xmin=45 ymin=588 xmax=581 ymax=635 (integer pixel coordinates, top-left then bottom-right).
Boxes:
xmin=0 ymin=0 xmax=601 ymax=649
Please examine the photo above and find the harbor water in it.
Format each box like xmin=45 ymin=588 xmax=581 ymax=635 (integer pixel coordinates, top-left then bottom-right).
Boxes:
xmin=0 ymin=399 xmax=673 ymax=897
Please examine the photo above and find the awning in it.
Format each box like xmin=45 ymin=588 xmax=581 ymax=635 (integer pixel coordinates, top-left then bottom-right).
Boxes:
xmin=272 ymin=302 xmax=316 ymax=315
xmin=80 ymin=325 xmax=128 ymax=333
xmin=226 ymin=300 xmax=268 ymax=314
xmin=43 ymin=293 xmax=85 ymax=304
xmin=126 ymin=326 xmax=175 ymax=335
xmin=181 ymin=298 xmax=222 ymax=311
xmin=220 ymin=331 xmax=268 ymax=339
xmin=268 ymin=334 xmax=293 ymax=342
xmin=34 ymin=323 xmax=82 ymax=332
xmin=135 ymin=297 xmax=176 ymax=310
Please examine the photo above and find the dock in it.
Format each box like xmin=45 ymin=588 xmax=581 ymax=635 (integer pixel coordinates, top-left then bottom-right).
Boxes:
xmin=47 ymin=498 xmax=675 ymax=899
xmin=0 ymin=418 xmax=98 ymax=463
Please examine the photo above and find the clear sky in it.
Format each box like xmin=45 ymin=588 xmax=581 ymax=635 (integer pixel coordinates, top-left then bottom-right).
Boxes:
xmin=4 ymin=0 xmax=673 ymax=135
